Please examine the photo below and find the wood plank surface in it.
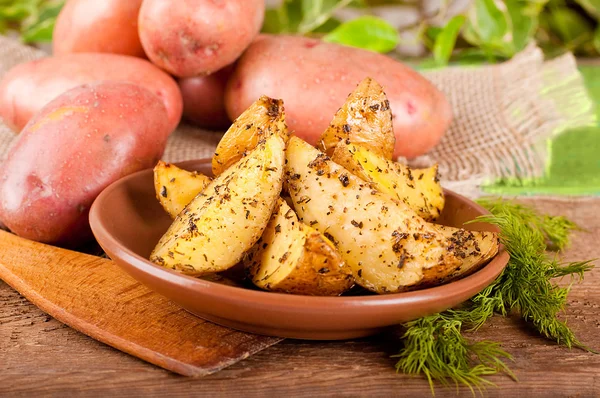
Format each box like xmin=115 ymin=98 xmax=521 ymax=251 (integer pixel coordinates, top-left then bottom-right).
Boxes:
xmin=0 ymin=230 xmax=280 ymax=378
xmin=1 ymin=197 xmax=599 ymax=397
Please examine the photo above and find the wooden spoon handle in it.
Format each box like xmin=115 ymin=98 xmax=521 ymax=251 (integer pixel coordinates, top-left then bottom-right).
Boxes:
xmin=0 ymin=230 xmax=281 ymax=376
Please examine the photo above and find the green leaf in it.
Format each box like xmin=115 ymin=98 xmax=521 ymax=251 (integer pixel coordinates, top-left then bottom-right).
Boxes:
xmin=548 ymin=7 xmax=593 ymax=44
xmin=20 ymin=16 xmax=54 ymax=42
xmin=425 ymin=25 xmax=443 ymax=42
xmin=297 ymin=0 xmax=354 ymax=34
xmin=454 ymin=48 xmax=490 ymax=66
xmin=594 ymin=26 xmax=600 ymax=53
xmin=432 ymin=15 xmax=466 ymax=66
xmin=312 ymin=17 xmax=341 ymax=33
xmin=262 ymin=0 xmax=303 ymax=33
xmin=473 ymin=0 xmax=509 ymax=43
xmin=505 ymin=0 xmax=539 ymax=53
xmin=0 ymin=2 xmax=32 ymax=20
xmin=575 ymin=0 xmax=600 ymax=19
xmin=262 ymin=9 xmax=284 ymax=33
xmin=348 ymin=0 xmax=368 ymax=7
xmin=20 ymin=0 xmax=64 ymax=43
xmin=301 ymin=0 xmax=322 ymax=23
xmin=323 ymin=15 xmax=399 ymax=53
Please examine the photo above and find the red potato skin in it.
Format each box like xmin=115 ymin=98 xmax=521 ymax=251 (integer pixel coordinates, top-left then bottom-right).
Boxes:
xmin=179 ymin=66 xmax=233 ymax=130
xmin=0 ymin=53 xmax=182 ymax=133
xmin=225 ymin=35 xmax=453 ymax=159
xmin=0 ymin=82 xmax=170 ymax=246
xmin=53 ymin=0 xmax=145 ymax=57
xmin=138 ymin=0 xmax=265 ymax=77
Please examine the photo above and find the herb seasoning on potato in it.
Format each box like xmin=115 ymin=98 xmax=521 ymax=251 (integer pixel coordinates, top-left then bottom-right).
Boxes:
xmin=150 ymin=134 xmax=286 ymax=275
xmin=284 ymin=136 xmax=497 ymax=294
xmin=244 ymin=198 xmax=354 ymax=296
xmin=149 ymin=79 xmax=497 ymax=296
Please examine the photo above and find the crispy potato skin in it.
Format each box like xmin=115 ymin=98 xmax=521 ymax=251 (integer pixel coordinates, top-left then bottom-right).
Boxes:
xmin=332 ymin=142 xmax=445 ymax=221
xmin=153 ymin=161 xmax=212 ymax=218
xmin=435 ymin=226 xmax=499 ymax=283
xmin=226 ymin=35 xmax=452 ymax=159
xmin=0 ymin=54 xmax=182 ymax=132
xmin=318 ymin=78 xmax=395 ymax=160
xmin=53 ymin=0 xmax=145 ymax=57
xmin=179 ymin=66 xmax=233 ymax=130
xmin=150 ymin=135 xmax=285 ymax=276
xmin=245 ymin=199 xmax=353 ymax=296
xmin=0 ymin=83 xmax=170 ymax=246
xmin=139 ymin=0 xmax=265 ymax=77
xmin=284 ymin=137 xmax=495 ymax=293
xmin=212 ymin=95 xmax=288 ymax=176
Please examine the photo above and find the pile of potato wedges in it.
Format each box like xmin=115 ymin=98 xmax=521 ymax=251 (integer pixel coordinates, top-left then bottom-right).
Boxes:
xmin=150 ymin=78 xmax=499 ymax=296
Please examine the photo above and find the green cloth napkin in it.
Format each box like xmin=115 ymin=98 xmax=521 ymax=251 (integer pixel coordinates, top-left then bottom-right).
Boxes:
xmin=485 ymin=65 xmax=600 ymax=196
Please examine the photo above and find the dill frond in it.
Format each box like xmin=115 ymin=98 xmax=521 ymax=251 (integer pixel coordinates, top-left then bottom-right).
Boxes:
xmin=393 ymin=313 xmax=512 ymax=396
xmin=394 ymin=198 xmax=595 ymax=392
xmin=547 ymin=259 xmax=595 ymax=279
xmin=476 ymin=198 xmax=594 ymax=348
xmin=476 ymin=198 xmax=579 ymax=251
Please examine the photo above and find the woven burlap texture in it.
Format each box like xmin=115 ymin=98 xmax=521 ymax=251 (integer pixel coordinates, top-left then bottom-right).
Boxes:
xmin=0 ymin=36 xmax=594 ymax=197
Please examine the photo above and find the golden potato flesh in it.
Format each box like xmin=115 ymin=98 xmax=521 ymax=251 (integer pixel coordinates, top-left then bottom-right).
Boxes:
xmin=153 ymin=160 xmax=212 ymax=219
xmin=212 ymin=95 xmax=288 ymax=176
xmin=435 ymin=225 xmax=499 ymax=283
xmin=284 ymin=136 xmax=498 ymax=293
xmin=318 ymin=77 xmax=395 ymax=160
xmin=244 ymin=198 xmax=354 ymax=296
xmin=331 ymin=141 xmax=444 ymax=221
xmin=150 ymin=135 xmax=285 ymax=276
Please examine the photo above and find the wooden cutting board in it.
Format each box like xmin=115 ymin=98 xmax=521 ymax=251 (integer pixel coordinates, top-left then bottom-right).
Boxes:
xmin=0 ymin=229 xmax=282 ymax=376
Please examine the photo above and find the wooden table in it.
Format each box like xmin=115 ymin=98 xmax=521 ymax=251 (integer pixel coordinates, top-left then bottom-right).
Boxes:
xmin=1 ymin=198 xmax=599 ymax=397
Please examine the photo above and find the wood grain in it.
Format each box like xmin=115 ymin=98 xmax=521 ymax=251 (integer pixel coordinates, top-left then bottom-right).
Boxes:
xmin=1 ymin=197 xmax=600 ymax=397
xmin=0 ymin=229 xmax=281 ymax=377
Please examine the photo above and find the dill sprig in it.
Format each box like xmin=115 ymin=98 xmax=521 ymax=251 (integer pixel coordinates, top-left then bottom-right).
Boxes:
xmin=394 ymin=198 xmax=595 ymax=393
xmin=394 ymin=312 xmax=513 ymax=396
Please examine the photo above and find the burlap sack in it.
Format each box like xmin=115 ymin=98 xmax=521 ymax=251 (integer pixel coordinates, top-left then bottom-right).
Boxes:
xmin=0 ymin=36 xmax=594 ymax=197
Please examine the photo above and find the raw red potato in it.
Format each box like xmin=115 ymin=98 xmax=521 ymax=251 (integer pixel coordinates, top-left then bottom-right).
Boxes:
xmin=0 ymin=82 xmax=171 ymax=246
xmin=225 ymin=35 xmax=452 ymax=159
xmin=138 ymin=0 xmax=265 ymax=77
xmin=179 ymin=66 xmax=233 ymax=130
xmin=0 ymin=53 xmax=182 ymax=133
xmin=53 ymin=0 xmax=145 ymax=57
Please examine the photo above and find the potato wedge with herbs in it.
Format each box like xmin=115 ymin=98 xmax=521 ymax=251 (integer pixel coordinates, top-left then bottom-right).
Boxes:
xmin=150 ymin=134 xmax=285 ymax=276
xmin=153 ymin=160 xmax=212 ymax=219
xmin=435 ymin=225 xmax=499 ymax=283
xmin=331 ymin=141 xmax=444 ymax=221
xmin=244 ymin=198 xmax=354 ymax=296
xmin=212 ymin=95 xmax=288 ymax=176
xmin=317 ymin=77 xmax=395 ymax=160
xmin=285 ymin=137 xmax=498 ymax=294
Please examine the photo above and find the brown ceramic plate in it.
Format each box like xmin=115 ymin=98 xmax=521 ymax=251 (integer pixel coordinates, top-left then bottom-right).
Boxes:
xmin=90 ymin=159 xmax=509 ymax=340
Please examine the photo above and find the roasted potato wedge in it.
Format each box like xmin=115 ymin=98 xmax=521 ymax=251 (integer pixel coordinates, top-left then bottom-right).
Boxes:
xmin=244 ymin=198 xmax=354 ymax=296
xmin=331 ymin=141 xmax=444 ymax=221
xmin=285 ymin=137 xmax=498 ymax=293
xmin=212 ymin=95 xmax=288 ymax=176
xmin=317 ymin=77 xmax=395 ymax=159
xmin=153 ymin=160 xmax=212 ymax=219
xmin=150 ymin=134 xmax=285 ymax=276
xmin=436 ymin=225 xmax=499 ymax=283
